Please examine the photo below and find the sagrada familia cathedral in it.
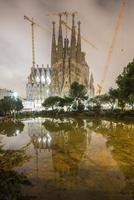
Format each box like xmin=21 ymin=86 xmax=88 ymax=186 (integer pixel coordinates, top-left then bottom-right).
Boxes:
xmin=51 ymin=14 xmax=94 ymax=97
xmin=26 ymin=14 xmax=95 ymax=108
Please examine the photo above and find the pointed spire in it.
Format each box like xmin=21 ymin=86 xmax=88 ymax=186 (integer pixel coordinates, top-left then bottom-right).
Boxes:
xmin=90 ymin=73 xmax=94 ymax=85
xmin=70 ymin=13 xmax=76 ymax=59
xmin=76 ymin=21 xmax=82 ymax=63
xmin=51 ymin=21 xmax=57 ymax=66
xmin=89 ymin=73 xmax=95 ymax=97
xmin=89 ymin=73 xmax=94 ymax=91
xmin=58 ymin=14 xmax=63 ymax=60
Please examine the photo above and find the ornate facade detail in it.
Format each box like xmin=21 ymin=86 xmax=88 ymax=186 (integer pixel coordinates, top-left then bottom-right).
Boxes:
xmin=51 ymin=14 xmax=95 ymax=97
xmin=26 ymin=65 xmax=51 ymax=104
xmin=26 ymin=15 xmax=95 ymax=108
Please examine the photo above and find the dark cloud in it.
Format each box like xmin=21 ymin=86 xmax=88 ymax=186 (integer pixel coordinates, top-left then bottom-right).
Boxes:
xmin=95 ymin=0 xmax=119 ymax=9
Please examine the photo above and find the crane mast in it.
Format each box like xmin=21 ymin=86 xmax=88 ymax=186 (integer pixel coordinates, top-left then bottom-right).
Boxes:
xmin=97 ymin=0 xmax=126 ymax=95
xmin=24 ymin=16 xmax=36 ymax=68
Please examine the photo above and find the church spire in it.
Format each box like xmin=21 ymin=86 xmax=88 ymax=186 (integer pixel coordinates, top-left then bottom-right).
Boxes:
xmin=76 ymin=21 xmax=82 ymax=63
xmin=51 ymin=21 xmax=57 ymax=66
xmin=58 ymin=14 xmax=63 ymax=60
xmin=70 ymin=13 xmax=76 ymax=59
xmin=89 ymin=73 xmax=95 ymax=97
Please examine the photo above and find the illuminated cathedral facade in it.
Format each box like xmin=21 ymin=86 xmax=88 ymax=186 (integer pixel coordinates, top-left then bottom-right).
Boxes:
xmin=51 ymin=14 xmax=95 ymax=97
xmin=26 ymin=64 xmax=51 ymax=108
xmin=26 ymin=14 xmax=94 ymax=109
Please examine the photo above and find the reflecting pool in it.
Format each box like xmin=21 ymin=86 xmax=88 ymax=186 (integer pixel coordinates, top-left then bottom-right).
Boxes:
xmin=0 ymin=118 xmax=134 ymax=200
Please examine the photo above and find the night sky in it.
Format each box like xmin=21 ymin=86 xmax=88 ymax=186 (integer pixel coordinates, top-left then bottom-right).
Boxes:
xmin=0 ymin=0 xmax=134 ymax=97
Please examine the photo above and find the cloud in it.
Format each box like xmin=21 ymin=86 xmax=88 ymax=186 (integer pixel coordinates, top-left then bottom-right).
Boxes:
xmin=0 ymin=0 xmax=134 ymax=96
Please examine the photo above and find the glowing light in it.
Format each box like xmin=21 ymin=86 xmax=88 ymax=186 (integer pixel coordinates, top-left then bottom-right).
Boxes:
xmin=14 ymin=129 xmax=20 ymax=136
xmin=36 ymin=76 xmax=40 ymax=83
xmin=47 ymin=133 xmax=52 ymax=144
xmin=43 ymin=137 xmax=47 ymax=143
xmin=64 ymin=106 xmax=67 ymax=111
xmin=41 ymin=76 xmax=45 ymax=83
xmin=46 ymin=76 xmax=51 ymax=85
xmin=13 ymin=92 xmax=18 ymax=98
xmin=38 ymin=137 xmax=41 ymax=143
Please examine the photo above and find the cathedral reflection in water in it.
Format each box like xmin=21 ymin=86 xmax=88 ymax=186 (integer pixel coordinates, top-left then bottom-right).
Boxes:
xmin=26 ymin=118 xmax=90 ymax=177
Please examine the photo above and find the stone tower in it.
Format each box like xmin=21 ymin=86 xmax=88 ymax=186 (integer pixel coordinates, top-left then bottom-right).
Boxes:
xmin=51 ymin=14 xmax=95 ymax=97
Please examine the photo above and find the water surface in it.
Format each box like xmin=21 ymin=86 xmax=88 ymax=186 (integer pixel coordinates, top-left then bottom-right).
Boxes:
xmin=0 ymin=117 xmax=134 ymax=200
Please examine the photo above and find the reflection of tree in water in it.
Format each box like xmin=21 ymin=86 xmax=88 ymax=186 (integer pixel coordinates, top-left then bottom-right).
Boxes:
xmin=0 ymin=121 xmax=24 ymax=137
xmin=29 ymin=117 xmax=134 ymax=195
xmin=89 ymin=119 xmax=134 ymax=197
xmin=43 ymin=118 xmax=89 ymax=177
xmin=0 ymin=145 xmax=32 ymax=200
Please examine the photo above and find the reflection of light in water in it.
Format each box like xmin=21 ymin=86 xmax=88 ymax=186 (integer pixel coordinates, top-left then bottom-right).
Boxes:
xmin=41 ymin=76 xmax=45 ymax=83
xmin=43 ymin=137 xmax=46 ymax=143
xmin=46 ymin=76 xmax=51 ymax=85
xmin=47 ymin=133 xmax=52 ymax=144
xmin=14 ymin=129 xmax=20 ymax=136
xmin=36 ymin=76 xmax=40 ymax=83
xmin=64 ymin=106 xmax=67 ymax=111
xmin=38 ymin=137 xmax=41 ymax=143
xmin=64 ymin=133 xmax=68 ymax=143
xmin=36 ymin=133 xmax=52 ymax=147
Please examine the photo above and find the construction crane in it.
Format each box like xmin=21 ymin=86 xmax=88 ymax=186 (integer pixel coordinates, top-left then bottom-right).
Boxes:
xmin=45 ymin=11 xmax=97 ymax=50
xmin=45 ymin=11 xmax=78 ymax=17
xmin=24 ymin=15 xmax=51 ymax=67
xmin=61 ymin=20 xmax=97 ymax=50
xmin=96 ymin=0 xmax=126 ymax=95
xmin=24 ymin=16 xmax=36 ymax=67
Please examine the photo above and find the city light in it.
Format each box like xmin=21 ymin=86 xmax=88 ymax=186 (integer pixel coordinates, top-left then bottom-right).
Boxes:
xmin=13 ymin=91 xmax=18 ymax=98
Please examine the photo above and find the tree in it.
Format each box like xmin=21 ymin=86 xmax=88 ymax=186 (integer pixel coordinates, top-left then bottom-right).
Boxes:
xmin=107 ymin=88 xmax=119 ymax=110
xmin=42 ymin=96 xmax=63 ymax=110
xmin=15 ymin=98 xmax=23 ymax=112
xmin=69 ymin=81 xmax=87 ymax=101
xmin=87 ymin=96 xmax=101 ymax=112
xmin=62 ymin=96 xmax=74 ymax=111
xmin=0 ymin=96 xmax=15 ymax=115
xmin=128 ymin=94 xmax=134 ymax=110
xmin=116 ymin=60 xmax=134 ymax=109
xmin=68 ymin=82 xmax=87 ymax=111
xmin=118 ymin=98 xmax=126 ymax=111
xmin=77 ymin=101 xmax=85 ymax=112
xmin=0 ymin=96 xmax=23 ymax=116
